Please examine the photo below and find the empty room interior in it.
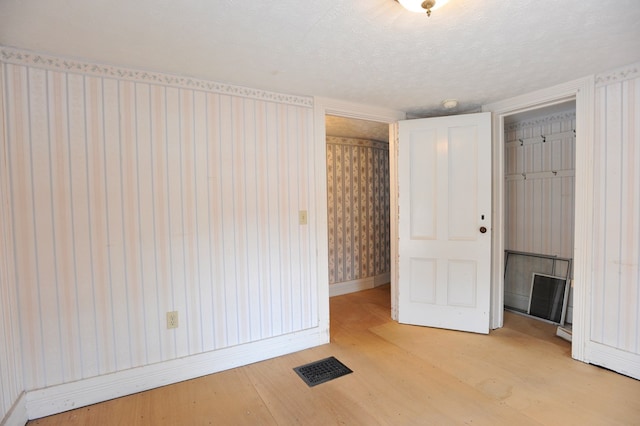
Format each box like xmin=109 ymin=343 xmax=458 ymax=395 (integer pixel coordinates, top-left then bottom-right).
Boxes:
xmin=1 ymin=1 xmax=640 ymax=425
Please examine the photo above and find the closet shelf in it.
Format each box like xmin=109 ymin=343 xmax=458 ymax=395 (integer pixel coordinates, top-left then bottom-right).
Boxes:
xmin=505 ymin=169 xmax=575 ymax=181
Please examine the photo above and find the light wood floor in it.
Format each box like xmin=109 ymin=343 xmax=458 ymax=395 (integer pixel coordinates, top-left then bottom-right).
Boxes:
xmin=30 ymin=285 xmax=640 ymax=425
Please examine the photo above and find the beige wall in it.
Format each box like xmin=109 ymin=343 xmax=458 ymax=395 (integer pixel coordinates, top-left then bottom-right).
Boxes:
xmin=0 ymin=47 xmax=321 ymax=418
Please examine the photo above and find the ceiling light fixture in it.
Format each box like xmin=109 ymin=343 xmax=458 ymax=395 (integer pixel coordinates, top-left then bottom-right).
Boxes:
xmin=396 ymin=0 xmax=450 ymax=16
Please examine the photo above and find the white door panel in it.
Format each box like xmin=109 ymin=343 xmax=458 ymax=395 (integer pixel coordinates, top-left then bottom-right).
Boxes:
xmin=398 ymin=112 xmax=491 ymax=334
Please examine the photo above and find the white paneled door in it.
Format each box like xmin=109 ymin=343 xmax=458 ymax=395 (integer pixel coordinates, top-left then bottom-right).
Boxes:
xmin=398 ymin=112 xmax=492 ymax=334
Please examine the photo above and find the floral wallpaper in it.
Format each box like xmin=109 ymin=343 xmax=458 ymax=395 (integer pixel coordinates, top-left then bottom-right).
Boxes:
xmin=326 ymin=136 xmax=390 ymax=285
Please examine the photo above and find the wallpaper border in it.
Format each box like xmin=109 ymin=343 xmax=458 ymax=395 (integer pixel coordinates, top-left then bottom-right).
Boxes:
xmin=505 ymin=111 xmax=576 ymax=132
xmin=595 ymin=62 xmax=640 ymax=87
xmin=0 ymin=45 xmax=313 ymax=107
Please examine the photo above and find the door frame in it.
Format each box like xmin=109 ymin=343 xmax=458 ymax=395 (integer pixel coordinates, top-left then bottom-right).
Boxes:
xmin=483 ymin=75 xmax=595 ymax=362
xmin=313 ymin=97 xmax=405 ymax=325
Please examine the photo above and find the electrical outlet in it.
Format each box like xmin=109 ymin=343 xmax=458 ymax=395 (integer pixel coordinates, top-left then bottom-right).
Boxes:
xmin=167 ymin=311 xmax=178 ymax=329
xmin=299 ymin=210 xmax=308 ymax=225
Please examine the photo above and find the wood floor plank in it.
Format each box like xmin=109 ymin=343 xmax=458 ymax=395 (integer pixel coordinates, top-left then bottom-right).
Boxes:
xmin=371 ymin=313 xmax=640 ymax=425
xmin=29 ymin=285 xmax=640 ymax=425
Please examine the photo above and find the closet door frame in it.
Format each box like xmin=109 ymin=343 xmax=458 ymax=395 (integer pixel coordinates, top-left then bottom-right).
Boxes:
xmin=483 ymin=75 xmax=594 ymax=362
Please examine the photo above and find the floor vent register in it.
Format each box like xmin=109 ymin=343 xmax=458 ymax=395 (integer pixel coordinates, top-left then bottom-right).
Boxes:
xmin=293 ymin=356 xmax=353 ymax=387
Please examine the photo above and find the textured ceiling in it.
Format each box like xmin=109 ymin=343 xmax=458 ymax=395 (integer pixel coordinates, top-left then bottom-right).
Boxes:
xmin=1 ymin=0 xmax=639 ymax=117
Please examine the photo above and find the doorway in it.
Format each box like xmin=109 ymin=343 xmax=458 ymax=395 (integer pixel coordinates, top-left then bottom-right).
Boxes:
xmin=484 ymin=75 xmax=595 ymax=363
xmin=325 ymin=115 xmax=392 ymax=297
xmin=501 ymin=101 xmax=577 ymax=334
xmin=313 ymin=98 xmax=405 ymax=324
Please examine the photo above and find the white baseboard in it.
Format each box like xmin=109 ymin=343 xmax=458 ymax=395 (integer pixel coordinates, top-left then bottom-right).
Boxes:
xmin=556 ymin=326 xmax=572 ymax=342
xmin=329 ymin=273 xmax=390 ymax=297
xmin=373 ymin=272 xmax=391 ymax=287
xmin=1 ymin=392 xmax=27 ymax=426
xmin=26 ymin=327 xmax=328 ymax=420
xmin=587 ymin=341 xmax=640 ymax=381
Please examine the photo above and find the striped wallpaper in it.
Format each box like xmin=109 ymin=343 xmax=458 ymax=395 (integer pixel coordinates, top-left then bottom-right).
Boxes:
xmin=0 ymin=77 xmax=23 ymax=421
xmin=326 ymin=136 xmax=390 ymax=286
xmin=591 ymin=72 xmax=640 ymax=354
xmin=2 ymin=46 xmax=639 ymax=420
xmin=0 ymin=58 xmax=317 ymax=392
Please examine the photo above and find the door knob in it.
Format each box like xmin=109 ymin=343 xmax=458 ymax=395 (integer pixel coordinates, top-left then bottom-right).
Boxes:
xmin=479 ymin=226 xmax=487 ymax=233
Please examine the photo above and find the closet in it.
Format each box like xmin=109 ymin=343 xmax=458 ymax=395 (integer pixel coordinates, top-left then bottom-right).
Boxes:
xmin=503 ymin=102 xmax=576 ymax=328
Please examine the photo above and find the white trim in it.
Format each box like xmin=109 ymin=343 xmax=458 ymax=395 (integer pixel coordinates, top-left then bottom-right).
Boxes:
xmin=26 ymin=327 xmax=326 ymax=420
xmin=329 ymin=273 xmax=391 ymax=297
xmin=587 ymin=342 xmax=640 ymax=380
xmin=482 ymin=75 xmax=595 ymax=363
xmin=330 ymin=279 xmax=373 ymax=297
xmin=0 ymin=392 xmax=27 ymax=426
xmin=314 ymin=97 xmax=405 ymax=321
xmin=315 ymin=98 xmax=405 ymax=123
xmin=0 ymin=45 xmax=313 ymax=107
xmin=374 ymin=272 xmax=391 ymax=287
xmin=389 ymin=123 xmax=400 ymax=320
